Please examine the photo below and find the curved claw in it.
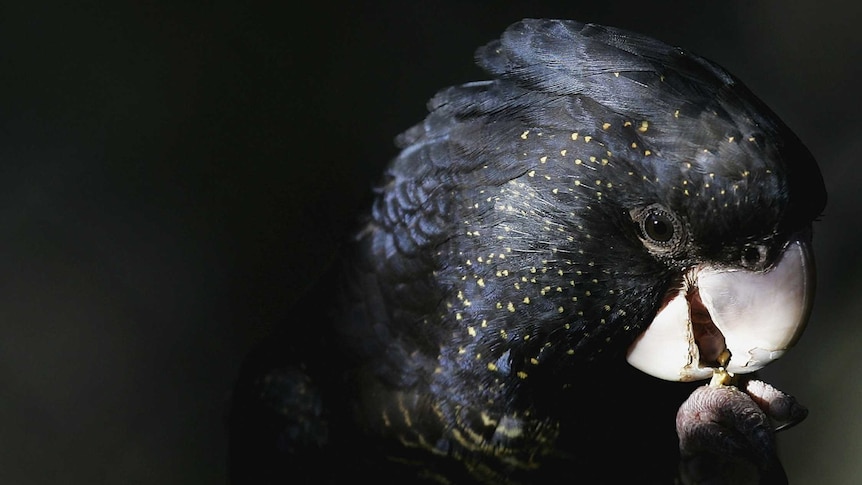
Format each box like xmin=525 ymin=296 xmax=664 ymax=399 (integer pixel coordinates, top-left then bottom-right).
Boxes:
xmin=743 ymin=379 xmax=808 ymax=432
xmin=676 ymin=379 xmax=807 ymax=485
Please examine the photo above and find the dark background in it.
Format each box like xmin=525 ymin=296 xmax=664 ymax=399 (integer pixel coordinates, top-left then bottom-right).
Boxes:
xmin=0 ymin=2 xmax=859 ymax=484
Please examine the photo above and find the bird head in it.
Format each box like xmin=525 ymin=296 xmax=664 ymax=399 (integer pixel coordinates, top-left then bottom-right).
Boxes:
xmin=462 ymin=19 xmax=827 ymax=383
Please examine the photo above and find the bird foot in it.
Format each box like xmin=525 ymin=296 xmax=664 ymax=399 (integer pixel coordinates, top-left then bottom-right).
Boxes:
xmin=676 ymin=376 xmax=807 ymax=485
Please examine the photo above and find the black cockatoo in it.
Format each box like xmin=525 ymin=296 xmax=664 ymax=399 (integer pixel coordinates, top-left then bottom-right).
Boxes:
xmin=229 ymin=19 xmax=826 ymax=484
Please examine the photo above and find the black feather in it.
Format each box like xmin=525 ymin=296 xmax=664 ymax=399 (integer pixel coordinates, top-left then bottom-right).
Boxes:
xmin=229 ymin=18 xmax=826 ymax=484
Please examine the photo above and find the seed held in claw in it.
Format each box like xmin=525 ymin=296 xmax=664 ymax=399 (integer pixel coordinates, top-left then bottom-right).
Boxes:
xmin=708 ymin=349 xmax=735 ymax=387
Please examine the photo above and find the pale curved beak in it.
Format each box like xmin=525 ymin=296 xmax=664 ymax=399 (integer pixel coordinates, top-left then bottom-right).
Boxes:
xmin=626 ymin=234 xmax=815 ymax=382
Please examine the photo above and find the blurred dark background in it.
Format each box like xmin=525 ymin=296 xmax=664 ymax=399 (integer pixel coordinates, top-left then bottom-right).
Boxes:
xmin=0 ymin=2 xmax=858 ymax=483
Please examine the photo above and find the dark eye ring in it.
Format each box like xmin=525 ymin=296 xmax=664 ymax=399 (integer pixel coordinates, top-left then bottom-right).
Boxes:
xmin=630 ymin=204 xmax=685 ymax=254
xmin=644 ymin=211 xmax=675 ymax=243
xmin=741 ymin=244 xmax=769 ymax=269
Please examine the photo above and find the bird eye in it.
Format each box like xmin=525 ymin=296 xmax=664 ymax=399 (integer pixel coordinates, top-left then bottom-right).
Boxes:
xmin=644 ymin=212 xmax=674 ymax=243
xmin=631 ymin=204 xmax=685 ymax=254
xmin=741 ymin=244 xmax=769 ymax=270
